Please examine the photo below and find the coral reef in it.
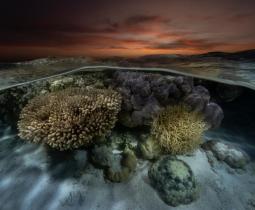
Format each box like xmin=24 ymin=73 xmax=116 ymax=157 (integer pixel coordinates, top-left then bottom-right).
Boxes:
xmin=109 ymin=71 xmax=223 ymax=128
xmin=150 ymin=104 xmax=207 ymax=155
xmin=202 ymin=140 xmax=249 ymax=169
xmin=0 ymin=72 xmax=106 ymax=126
xmin=138 ymin=135 xmax=161 ymax=160
xmin=109 ymin=71 xmax=192 ymax=127
xmin=18 ymin=87 xmax=121 ymax=150
xmin=49 ymin=73 xmax=105 ymax=91
xmin=148 ymin=156 xmax=199 ymax=206
xmin=90 ymin=144 xmax=137 ymax=183
xmin=105 ymin=149 xmax=137 ymax=183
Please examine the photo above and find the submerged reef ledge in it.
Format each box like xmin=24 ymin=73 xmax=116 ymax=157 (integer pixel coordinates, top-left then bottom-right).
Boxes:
xmin=1 ymin=69 xmax=247 ymax=208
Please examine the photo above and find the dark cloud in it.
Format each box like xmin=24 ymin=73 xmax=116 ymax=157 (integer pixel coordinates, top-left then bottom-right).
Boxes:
xmin=229 ymin=13 xmax=254 ymax=21
xmin=152 ymin=39 xmax=225 ymax=51
xmin=124 ymin=15 xmax=171 ymax=26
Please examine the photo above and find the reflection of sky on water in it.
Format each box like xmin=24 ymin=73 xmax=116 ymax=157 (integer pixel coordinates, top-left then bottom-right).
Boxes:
xmin=176 ymin=61 xmax=255 ymax=89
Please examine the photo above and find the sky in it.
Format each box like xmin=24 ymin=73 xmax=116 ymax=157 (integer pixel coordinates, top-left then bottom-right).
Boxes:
xmin=0 ymin=0 xmax=255 ymax=61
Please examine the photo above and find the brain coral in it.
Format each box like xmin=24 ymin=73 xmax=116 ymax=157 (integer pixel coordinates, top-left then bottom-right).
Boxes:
xmin=151 ymin=104 xmax=207 ymax=155
xmin=18 ymin=87 xmax=121 ymax=150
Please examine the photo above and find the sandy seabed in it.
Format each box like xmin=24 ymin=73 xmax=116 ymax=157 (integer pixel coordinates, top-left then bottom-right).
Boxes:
xmin=0 ymin=125 xmax=255 ymax=210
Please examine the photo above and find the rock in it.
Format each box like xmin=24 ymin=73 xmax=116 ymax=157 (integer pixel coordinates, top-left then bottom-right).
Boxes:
xmin=138 ymin=136 xmax=161 ymax=160
xmin=90 ymin=144 xmax=137 ymax=183
xmin=203 ymin=102 xmax=224 ymax=129
xmin=90 ymin=145 xmax=116 ymax=168
xmin=148 ymin=156 xmax=199 ymax=206
xmin=105 ymin=149 xmax=137 ymax=183
xmin=201 ymin=140 xmax=249 ymax=168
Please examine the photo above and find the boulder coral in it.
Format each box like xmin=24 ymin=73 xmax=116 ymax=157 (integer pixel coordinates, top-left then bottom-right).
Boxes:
xmin=148 ymin=156 xmax=199 ymax=206
xmin=151 ymin=104 xmax=207 ymax=155
xmin=18 ymin=87 xmax=122 ymax=150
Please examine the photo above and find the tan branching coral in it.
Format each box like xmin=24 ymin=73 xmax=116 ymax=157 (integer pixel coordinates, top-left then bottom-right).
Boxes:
xmin=18 ymin=87 xmax=122 ymax=151
xmin=151 ymin=104 xmax=207 ymax=155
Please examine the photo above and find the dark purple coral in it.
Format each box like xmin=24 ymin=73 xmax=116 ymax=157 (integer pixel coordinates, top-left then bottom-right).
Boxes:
xmin=184 ymin=85 xmax=210 ymax=112
xmin=110 ymin=71 xmax=223 ymax=129
xmin=203 ymin=102 xmax=224 ymax=129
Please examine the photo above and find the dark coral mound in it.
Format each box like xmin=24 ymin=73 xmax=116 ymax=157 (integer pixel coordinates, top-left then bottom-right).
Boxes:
xmin=148 ymin=156 xmax=199 ymax=206
xmin=110 ymin=71 xmax=223 ymax=128
xmin=18 ymin=87 xmax=122 ymax=150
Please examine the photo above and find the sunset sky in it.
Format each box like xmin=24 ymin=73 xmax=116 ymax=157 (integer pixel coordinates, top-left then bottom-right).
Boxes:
xmin=0 ymin=0 xmax=255 ymax=61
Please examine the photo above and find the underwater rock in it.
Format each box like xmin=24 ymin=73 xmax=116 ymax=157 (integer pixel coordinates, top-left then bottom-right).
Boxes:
xmin=148 ymin=156 xmax=199 ymax=206
xmin=138 ymin=135 xmax=161 ymax=160
xmin=18 ymin=87 xmax=122 ymax=150
xmin=89 ymin=147 xmax=138 ymax=183
xmin=90 ymin=145 xmax=116 ymax=168
xmin=202 ymin=140 xmax=249 ymax=168
xmin=105 ymin=149 xmax=137 ymax=183
xmin=203 ymin=103 xmax=224 ymax=129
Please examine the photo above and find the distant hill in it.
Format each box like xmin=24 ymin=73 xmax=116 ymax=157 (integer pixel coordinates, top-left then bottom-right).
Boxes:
xmin=191 ymin=49 xmax=255 ymax=61
xmin=124 ymin=49 xmax=255 ymax=65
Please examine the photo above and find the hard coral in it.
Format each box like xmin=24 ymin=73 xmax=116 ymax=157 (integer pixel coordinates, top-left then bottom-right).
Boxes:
xmin=151 ymin=104 xmax=207 ymax=155
xmin=148 ymin=156 xmax=199 ymax=206
xmin=18 ymin=87 xmax=121 ymax=150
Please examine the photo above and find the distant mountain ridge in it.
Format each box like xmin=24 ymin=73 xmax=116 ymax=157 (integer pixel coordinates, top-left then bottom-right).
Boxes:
xmin=191 ymin=49 xmax=255 ymax=61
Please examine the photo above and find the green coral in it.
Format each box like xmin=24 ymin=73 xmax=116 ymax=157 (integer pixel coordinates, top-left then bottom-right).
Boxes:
xmin=18 ymin=87 xmax=121 ymax=151
xmin=150 ymin=104 xmax=207 ymax=155
xmin=105 ymin=149 xmax=137 ymax=183
xmin=148 ymin=156 xmax=199 ymax=206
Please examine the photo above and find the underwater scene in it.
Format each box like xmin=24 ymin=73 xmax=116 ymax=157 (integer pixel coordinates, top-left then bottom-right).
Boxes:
xmin=0 ymin=60 xmax=255 ymax=210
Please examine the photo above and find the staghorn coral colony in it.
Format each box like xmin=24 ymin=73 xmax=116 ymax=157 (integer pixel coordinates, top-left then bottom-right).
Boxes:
xmin=150 ymin=104 xmax=207 ymax=155
xmin=14 ymin=70 xmax=225 ymax=206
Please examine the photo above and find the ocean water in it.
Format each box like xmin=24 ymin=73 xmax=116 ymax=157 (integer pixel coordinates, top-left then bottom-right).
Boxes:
xmin=0 ymin=65 xmax=255 ymax=210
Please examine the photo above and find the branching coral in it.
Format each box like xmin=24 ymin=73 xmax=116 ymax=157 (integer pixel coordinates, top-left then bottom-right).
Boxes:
xmin=151 ymin=104 xmax=207 ymax=155
xmin=18 ymin=87 xmax=122 ymax=150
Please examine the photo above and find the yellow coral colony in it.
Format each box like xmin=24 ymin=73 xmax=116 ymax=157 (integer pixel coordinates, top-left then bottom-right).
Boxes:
xmin=18 ymin=87 xmax=122 ymax=151
xmin=151 ymin=105 xmax=207 ymax=155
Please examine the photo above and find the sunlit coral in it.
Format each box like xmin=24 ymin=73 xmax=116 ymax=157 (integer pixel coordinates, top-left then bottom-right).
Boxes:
xmin=151 ymin=104 xmax=207 ymax=154
xmin=18 ymin=87 xmax=121 ymax=150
